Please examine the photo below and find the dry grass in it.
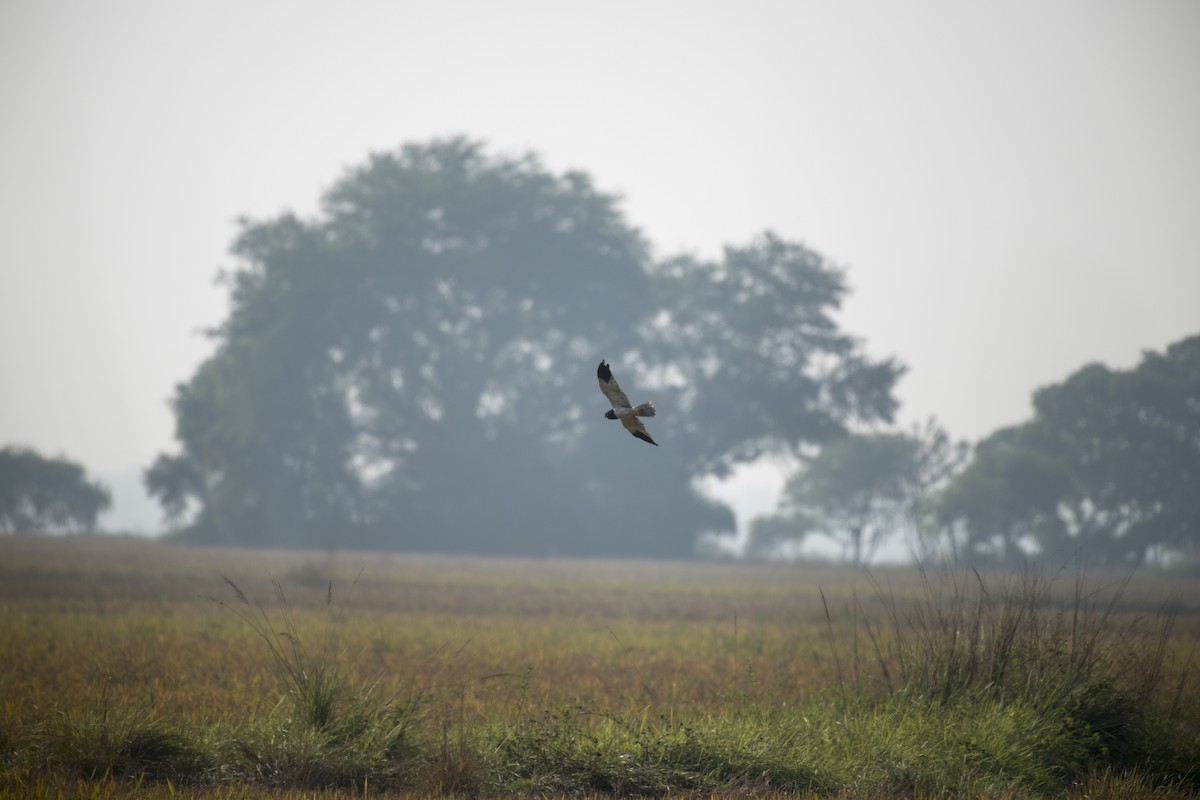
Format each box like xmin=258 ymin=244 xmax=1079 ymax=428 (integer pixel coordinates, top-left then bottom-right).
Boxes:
xmin=2 ymin=535 xmax=1198 ymax=798
xmin=0 ymin=536 xmax=873 ymax=725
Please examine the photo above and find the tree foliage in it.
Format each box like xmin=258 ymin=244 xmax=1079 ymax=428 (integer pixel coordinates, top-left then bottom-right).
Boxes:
xmin=0 ymin=446 xmax=111 ymax=533
xmin=146 ymin=138 xmax=902 ymax=555
xmin=938 ymin=334 xmax=1200 ymax=566
xmin=936 ymin=427 xmax=1072 ymax=565
xmin=643 ymin=236 xmax=902 ymax=475
xmin=753 ymin=334 xmax=1199 ymax=567
xmin=785 ymin=432 xmax=918 ymax=563
xmin=753 ymin=421 xmax=963 ymax=563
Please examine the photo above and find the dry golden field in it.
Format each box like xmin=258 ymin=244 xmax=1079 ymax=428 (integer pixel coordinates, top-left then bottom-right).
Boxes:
xmin=2 ymin=535 xmax=1198 ymax=798
xmin=0 ymin=536 xmax=875 ymax=724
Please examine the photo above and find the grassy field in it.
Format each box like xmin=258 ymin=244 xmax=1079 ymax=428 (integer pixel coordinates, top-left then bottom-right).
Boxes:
xmin=2 ymin=535 xmax=1198 ymax=798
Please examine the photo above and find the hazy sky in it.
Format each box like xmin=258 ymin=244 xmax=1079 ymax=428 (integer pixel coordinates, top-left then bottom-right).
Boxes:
xmin=2 ymin=1 xmax=1198 ymax=534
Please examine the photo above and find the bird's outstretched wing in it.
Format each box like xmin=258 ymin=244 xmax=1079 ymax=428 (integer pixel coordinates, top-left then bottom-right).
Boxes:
xmin=597 ymin=360 xmax=632 ymax=410
xmin=621 ymin=415 xmax=659 ymax=446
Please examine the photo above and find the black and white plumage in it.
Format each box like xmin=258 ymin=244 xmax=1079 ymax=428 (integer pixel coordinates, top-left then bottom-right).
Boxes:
xmin=597 ymin=360 xmax=658 ymax=446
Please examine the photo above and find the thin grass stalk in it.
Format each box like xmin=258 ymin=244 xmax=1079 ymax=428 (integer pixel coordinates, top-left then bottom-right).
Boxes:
xmin=818 ymin=586 xmax=846 ymax=703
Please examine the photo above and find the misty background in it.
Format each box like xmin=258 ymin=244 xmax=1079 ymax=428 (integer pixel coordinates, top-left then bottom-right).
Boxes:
xmin=2 ymin=2 xmax=1198 ymax=558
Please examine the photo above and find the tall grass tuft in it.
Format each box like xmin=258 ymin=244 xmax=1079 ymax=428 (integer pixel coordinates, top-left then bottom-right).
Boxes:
xmin=211 ymin=575 xmax=428 ymax=790
xmin=213 ymin=576 xmax=351 ymax=730
xmin=845 ymin=562 xmax=1194 ymax=781
xmin=37 ymin=683 xmax=209 ymax=782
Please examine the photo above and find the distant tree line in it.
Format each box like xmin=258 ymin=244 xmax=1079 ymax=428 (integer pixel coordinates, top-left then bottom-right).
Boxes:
xmin=10 ymin=138 xmax=1193 ymax=565
xmin=0 ymin=446 xmax=111 ymax=533
xmin=749 ymin=334 xmax=1200 ymax=567
xmin=144 ymin=138 xmax=902 ymax=557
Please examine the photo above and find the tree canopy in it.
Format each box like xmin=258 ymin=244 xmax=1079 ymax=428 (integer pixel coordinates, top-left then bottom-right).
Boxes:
xmin=146 ymin=138 xmax=902 ymax=556
xmin=779 ymin=432 xmax=919 ymax=564
xmin=936 ymin=426 xmax=1072 ymax=565
xmin=747 ymin=420 xmax=964 ymax=563
xmin=938 ymin=334 xmax=1200 ymax=566
xmin=0 ymin=446 xmax=111 ymax=533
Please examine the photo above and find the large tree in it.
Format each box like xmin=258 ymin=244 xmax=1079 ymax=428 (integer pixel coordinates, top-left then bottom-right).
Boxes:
xmin=147 ymin=138 xmax=901 ymax=555
xmin=936 ymin=334 xmax=1200 ymax=566
xmin=1028 ymin=334 xmax=1200 ymax=564
xmin=0 ymin=446 xmax=111 ymax=533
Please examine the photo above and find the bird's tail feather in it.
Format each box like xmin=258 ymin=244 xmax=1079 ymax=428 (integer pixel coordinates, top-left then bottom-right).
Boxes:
xmin=633 ymin=401 xmax=656 ymax=418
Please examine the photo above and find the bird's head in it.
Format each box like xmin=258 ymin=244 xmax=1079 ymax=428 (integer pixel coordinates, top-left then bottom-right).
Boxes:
xmin=604 ymin=410 xmax=618 ymax=420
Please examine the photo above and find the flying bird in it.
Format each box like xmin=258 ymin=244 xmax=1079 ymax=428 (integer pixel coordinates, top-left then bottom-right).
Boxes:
xmin=597 ymin=359 xmax=658 ymax=446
